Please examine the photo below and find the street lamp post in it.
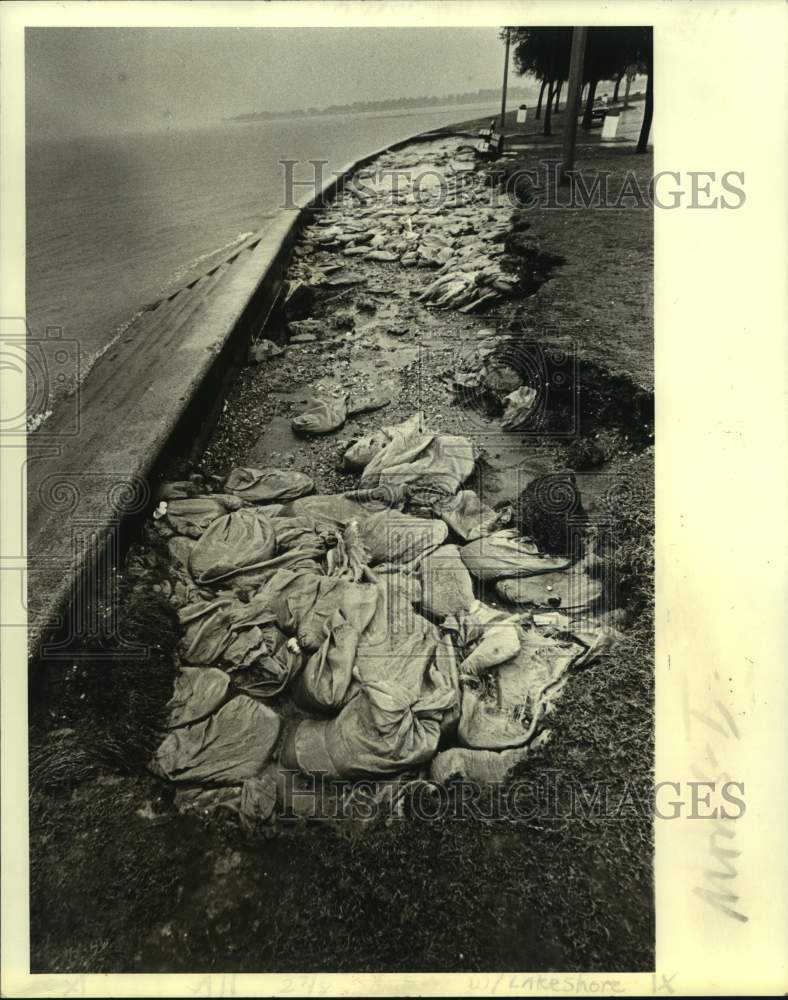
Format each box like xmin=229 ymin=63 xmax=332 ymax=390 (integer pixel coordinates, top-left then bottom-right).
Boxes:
xmin=560 ymin=26 xmax=588 ymax=182
xmin=500 ymin=27 xmax=511 ymax=131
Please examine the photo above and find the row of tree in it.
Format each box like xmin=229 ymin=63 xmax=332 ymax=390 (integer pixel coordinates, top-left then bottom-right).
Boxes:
xmin=228 ymin=85 xmax=534 ymax=123
xmin=506 ymin=26 xmax=653 ymax=152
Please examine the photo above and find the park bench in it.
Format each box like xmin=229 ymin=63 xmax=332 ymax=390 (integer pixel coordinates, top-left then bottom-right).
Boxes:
xmin=475 ymin=119 xmax=504 ymax=158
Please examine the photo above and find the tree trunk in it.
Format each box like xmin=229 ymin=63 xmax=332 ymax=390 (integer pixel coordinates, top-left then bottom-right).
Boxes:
xmin=636 ymin=42 xmax=653 ymax=153
xmin=581 ymin=78 xmax=598 ymax=129
xmin=613 ymin=71 xmax=624 ymax=103
xmin=623 ymin=69 xmax=633 ymax=109
xmin=543 ymin=80 xmax=555 ymax=137
xmin=535 ymin=78 xmax=547 ymax=120
xmin=554 ymin=80 xmax=563 ymax=112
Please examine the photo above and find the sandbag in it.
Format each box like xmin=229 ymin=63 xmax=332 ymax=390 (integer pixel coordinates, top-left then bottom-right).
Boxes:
xmin=224 ymin=466 xmax=314 ymax=503
xmin=179 ymin=591 xmax=301 ymax=669
xmin=496 ymin=569 xmax=603 ymax=610
xmin=165 ymin=497 xmax=234 ymax=538
xmin=352 ymin=575 xmax=461 ymax=739
xmin=285 ymin=535 xmax=380 ymax=712
xmin=345 ymin=412 xmax=475 ymax=496
xmin=156 ymin=480 xmax=203 ymax=501
xmin=165 ymin=535 xmax=204 ymax=607
xmin=296 ymin=576 xmax=379 ymax=652
xmin=151 ymin=696 xmax=280 ymax=785
xmin=458 ymin=626 xmax=583 ymax=751
xmin=203 ymin=493 xmax=245 ymax=511
xmin=188 ymin=509 xmax=276 ymax=585
xmin=284 ymin=677 xmax=455 ymax=780
xmin=178 ymin=596 xmax=239 ymax=665
xmin=291 ymin=393 xmax=349 ymax=435
xmin=229 ymin=624 xmax=303 ymax=698
xmin=343 ymin=427 xmax=394 ymax=470
xmin=460 ymin=529 xmax=570 ymax=581
xmin=455 ymin=604 xmax=522 ymax=678
xmin=286 ymin=493 xmax=374 ymax=530
xmin=167 ymin=667 xmax=230 ymax=728
xmin=324 ymin=518 xmax=371 ymax=582
xmin=430 ymin=746 xmax=529 ymax=784
xmin=439 ymin=489 xmax=500 ymax=541
xmin=239 ymin=774 xmax=279 ymax=829
xmin=271 ymin=515 xmax=328 ymax=553
xmin=347 ymin=391 xmax=391 ymax=416
xmin=223 ymin=625 xmax=269 ymax=668
xmin=359 ymin=509 xmax=448 ymax=566
xmin=418 ymin=544 xmax=475 ymax=619
xmin=244 ymin=565 xmax=325 ymax=633
xmin=292 ymin=608 xmax=367 ymax=713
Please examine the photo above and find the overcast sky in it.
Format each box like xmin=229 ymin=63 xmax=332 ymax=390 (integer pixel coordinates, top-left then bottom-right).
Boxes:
xmin=26 ymin=27 xmax=510 ymax=138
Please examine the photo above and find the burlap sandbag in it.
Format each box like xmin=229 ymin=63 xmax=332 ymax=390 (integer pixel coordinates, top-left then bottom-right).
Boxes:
xmin=167 ymin=667 xmax=231 ymax=728
xmin=151 ymin=696 xmax=280 ymax=785
xmin=458 ymin=626 xmax=583 ymax=751
xmin=460 ymin=529 xmax=570 ymax=582
xmin=284 ymin=677 xmax=455 ymax=780
xmin=189 ymin=509 xmax=276 ymax=585
xmin=438 ymin=489 xmax=500 ymax=542
xmin=359 ymin=508 xmax=448 ymax=566
xmin=290 ymin=576 xmax=380 ymax=713
xmin=344 ymin=412 xmax=475 ymax=497
xmin=165 ymin=497 xmax=234 ymax=538
xmin=291 ymin=393 xmax=349 ymax=436
xmin=496 ymin=569 xmax=603 ymax=610
xmin=224 ymin=466 xmax=314 ymax=503
xmin=418 ymin=544 xmax=475 ymax=620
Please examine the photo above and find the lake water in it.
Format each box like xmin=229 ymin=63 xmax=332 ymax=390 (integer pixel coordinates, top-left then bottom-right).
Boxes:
xmin=26 ymin=101 xmax=532 ymax=384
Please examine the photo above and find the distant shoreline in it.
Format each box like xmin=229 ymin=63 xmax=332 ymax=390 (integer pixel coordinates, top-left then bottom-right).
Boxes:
xmin=223 ymin=91 xmax=535 ymax=126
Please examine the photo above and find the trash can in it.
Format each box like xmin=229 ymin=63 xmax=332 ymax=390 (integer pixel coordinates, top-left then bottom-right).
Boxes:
xmin=516 ymin=104 xmax=527 ymax=124
xmin=601 ymin=110 xmax=621 ymax=140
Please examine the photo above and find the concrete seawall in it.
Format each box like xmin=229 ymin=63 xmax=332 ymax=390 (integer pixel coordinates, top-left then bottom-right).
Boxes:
xmin=26 ymin=125 xmax=459 ymax=660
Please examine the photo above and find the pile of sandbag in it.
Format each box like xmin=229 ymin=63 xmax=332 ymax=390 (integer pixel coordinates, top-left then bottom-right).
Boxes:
xmin=286 ymin=138 xmax=526 ymax=317
xmin=142 ymin=412 xmax=617 ymax=825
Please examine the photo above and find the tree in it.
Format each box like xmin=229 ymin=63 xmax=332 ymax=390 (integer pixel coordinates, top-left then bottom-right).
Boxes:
xmin=612 ymin=70 xmax=624 ymax=103
xmin=636 ymin=29 xmax=653 ymax=153
xmin=508 ymin=26 xmax=647 ymax=135
xmin=580 ymin=27 xmax=644 ymax=128
xmin=509 ymin=27 xmax=571 ymax=136
xmin=535 ymin=77 xmax=547 ymax=119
